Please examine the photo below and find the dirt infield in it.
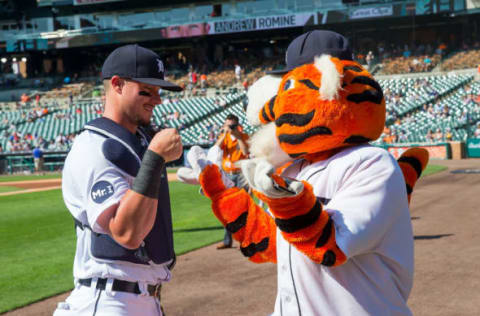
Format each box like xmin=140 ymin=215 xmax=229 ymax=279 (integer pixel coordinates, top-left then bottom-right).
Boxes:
xmin=3 ymin=159 xmax=480 ymax=316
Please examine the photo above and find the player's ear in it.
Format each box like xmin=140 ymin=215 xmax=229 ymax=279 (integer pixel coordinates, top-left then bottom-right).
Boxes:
xmin=110 ymin=76 xmax=124 ymax=94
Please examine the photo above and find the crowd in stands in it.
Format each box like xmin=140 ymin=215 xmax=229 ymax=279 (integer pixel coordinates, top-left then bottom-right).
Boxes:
xmin=2 ymin=129 xmax=75 ymax=153
xmin=3 ymin=37 xmax=480 ymax=156
xmin=441 ymin=47 xmax=480 ymax=71
xmin=380 ymin=81 xmax=480 ymax=144
xmin=383 ymin=77 xmax=440 ymax=121
xmin=382 ymin=54 xmax=441 ymax=75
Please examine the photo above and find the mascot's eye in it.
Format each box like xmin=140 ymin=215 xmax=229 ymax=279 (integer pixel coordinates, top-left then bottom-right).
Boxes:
xmin=283 ymin=79 xmax=295 ymax=91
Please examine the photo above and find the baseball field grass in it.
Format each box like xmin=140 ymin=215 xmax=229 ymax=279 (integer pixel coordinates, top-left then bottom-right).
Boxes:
xmin=0 ymin=173 xmax=62 ymax=182
xmin=422 ymin=164 xmax=447 ymax=176
xmin=0 ymin=167 xmax=178 ymax=182
xmin=0 ymin=182 xmax=221 ymax=313
xmin=0 ymin=185 xmax=21 ymax=193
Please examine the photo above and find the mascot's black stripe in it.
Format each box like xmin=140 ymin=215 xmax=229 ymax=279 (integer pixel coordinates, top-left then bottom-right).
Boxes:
xmin=347 ymin=76 xmax=384 ymax=104
xmin=268 ymin=95 xmax=276 ymax=120
xmin=347 ymin=90 xmax=383 ymax=104
xmin=275 ymin=200 xmax=322 ymax=233
xmin=321 ymin=250 xmax=336 ymax=266
xmin=299 ymin=79 xmax=320 ymax=90
xmin=344 ymin=135 xmax=371 ymax=144
xmin=289 ymin=152 xmax=307 ymax=158
xmin=343 ymin=65 xmax=363 ymax=73
xmin=406 ymin=184 xmax=413 ymax=194
xmin=275 ymin=110 xmax=315 ymax=127
xmin=240 ymin=237 xmax=269 ymax=257
xmin=279 ymin=126 xmax=332 ymax=145
xmin=350 ymin=76 xmax=383 ymax=98
xmin=225 ymin=212 xmax=248 ymax=234
xmin=315 ymin=217 xmax=333 ymax=248
xmin=398 ymin=156 xmax=423 ymax=178
xmin=261 ymin=107 xmax=270 ymax=122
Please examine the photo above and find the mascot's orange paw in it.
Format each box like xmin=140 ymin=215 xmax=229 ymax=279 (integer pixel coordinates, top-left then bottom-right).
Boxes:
xmin=199 ymin=164 xmax=227 ymax=199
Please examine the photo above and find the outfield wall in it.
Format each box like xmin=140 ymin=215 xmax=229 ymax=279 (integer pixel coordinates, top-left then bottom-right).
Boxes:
xmin=2 ymin=140 xmax=479 ymax=174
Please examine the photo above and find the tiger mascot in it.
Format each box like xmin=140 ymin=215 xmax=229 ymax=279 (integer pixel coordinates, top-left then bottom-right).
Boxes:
xmin=178 ymin=30 xmax=428 ymax=315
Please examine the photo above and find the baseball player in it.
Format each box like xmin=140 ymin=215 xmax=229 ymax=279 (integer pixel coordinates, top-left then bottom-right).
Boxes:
xmin=54 ymin=44 xmax=183 ymax=316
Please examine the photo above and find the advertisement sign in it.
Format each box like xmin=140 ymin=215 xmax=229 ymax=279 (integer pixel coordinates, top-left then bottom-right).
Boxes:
xmin=466 ymin=139 xmax=480 ymax=158
xmin=349 ymin=6 xmax=393 ymax=20
xmin=37 ymin=0 xmax=71 ymax=7
xmin=74 ymin=0 xmax=125 ymax=5
xmin=210 ymin=13 xmax=315 ymax=35
xmin=6 ymin=39 xmax=48 ymax=52
xmin=415 ymin=0 xmax=465 ymax=15
xmin=324 ymin=2 xmax=416 ymax=24
xmin=387 ymin=144 xmax=450 ymax=159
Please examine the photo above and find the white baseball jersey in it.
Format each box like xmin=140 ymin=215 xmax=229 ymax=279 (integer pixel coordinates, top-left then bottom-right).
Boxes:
xmin=272 ymin=145 xmax=414 ymax=316
xmin=62 ymin=130 xmax=171 ymax=284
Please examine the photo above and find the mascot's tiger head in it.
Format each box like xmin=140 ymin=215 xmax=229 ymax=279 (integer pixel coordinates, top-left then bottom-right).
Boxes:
xmin=246 ymin=30 xmax=386 ymax=167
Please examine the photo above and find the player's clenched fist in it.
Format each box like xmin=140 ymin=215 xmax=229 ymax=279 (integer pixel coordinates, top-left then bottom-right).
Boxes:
xmin=149 ymin=128 xmax=183 ymax=162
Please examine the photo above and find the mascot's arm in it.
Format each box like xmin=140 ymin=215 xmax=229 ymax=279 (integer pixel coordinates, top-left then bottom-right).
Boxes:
xmin=240 ymin=159 xmax=346 ymax=267
xmin=397 ymin=148 xmax=429 ymax=204
xmin=199 ymin=164 xmax=277 ymax=263
xmin=255 ymin=176 xmax=346 ymax=267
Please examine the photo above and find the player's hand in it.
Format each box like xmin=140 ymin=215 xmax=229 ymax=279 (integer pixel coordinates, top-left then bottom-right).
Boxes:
xmin=237 ymin=158 xmax=304 ymax=199
xmin=148 ymin=128 xmax=183 ymax=162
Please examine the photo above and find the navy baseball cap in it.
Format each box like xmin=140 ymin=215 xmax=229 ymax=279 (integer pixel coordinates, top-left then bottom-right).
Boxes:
xmin=102 ymin=44 xmax=182 ymax=92
xmin=268 ymin=30 xmax=353 ymax=75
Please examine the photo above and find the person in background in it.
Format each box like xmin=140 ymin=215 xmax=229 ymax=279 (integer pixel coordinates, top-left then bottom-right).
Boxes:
xmin=214 ymin=113 xmax=249 ymax=249
xmin=32 ymin=146 xmax=44 ymax=173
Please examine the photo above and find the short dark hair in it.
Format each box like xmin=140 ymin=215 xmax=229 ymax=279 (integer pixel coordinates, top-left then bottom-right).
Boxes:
xmin=226 ymin=113 xmax=239 ymax=123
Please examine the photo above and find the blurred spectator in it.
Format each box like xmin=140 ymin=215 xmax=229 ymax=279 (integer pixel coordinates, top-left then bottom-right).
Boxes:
xmin=200 ymin=73 xmax=207 ymax=89
xmin=445 ymin=128 xmax=453 ymax=141
xmin=474 ymin=123 xmax=480 ymax=138
xmin=234 ymin=63 xmax=242 ymax=82
xmin=433 ymin=128 xmax=444 ymax=142
xmin=366 ymin=51 xmax=374 ymax=70
xmin=242 ymin=79 xmax=249 ymax=91
xmin=426 ymin=129 xmax=434 ymax=142
xmin=32 ymin=146 xmax=44 ymax=172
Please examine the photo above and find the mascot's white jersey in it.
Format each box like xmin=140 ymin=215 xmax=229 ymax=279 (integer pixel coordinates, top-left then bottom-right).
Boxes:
xmin=272 ymin=145 xmax=414 ymax=316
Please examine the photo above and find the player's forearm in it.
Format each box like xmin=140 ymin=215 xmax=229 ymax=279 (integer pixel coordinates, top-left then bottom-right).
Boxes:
xmin=110 ymin=149 xmax=165 ymax=249
xmin=109 ymin=190 xmax=158 ymax=249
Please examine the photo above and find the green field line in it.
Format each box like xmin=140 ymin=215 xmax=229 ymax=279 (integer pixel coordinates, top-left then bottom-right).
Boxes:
xmin=0 ymin=173 xmax=62 ymax=183
xmin=0 ymin=186 xmax=22 ymax=193
xmin=422 ymin=164 xmax=447 ymax=177
xmin=0 ymin=182 xmax=221 ymax=313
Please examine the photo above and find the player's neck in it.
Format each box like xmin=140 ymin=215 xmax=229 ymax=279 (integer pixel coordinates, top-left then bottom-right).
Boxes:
xmin=103 ymin=105 xmax=137 ymax=134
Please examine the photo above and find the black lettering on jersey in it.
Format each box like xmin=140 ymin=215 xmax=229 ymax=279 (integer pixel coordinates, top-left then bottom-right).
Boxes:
xmin=91 ymin=180 xmax=115 ymax=204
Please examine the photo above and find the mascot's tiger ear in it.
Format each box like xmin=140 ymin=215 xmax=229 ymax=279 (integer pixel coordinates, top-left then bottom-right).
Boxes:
xmin=246 ymin=75 xmax=283 ymax=126
xmin=314 ymin=55 xmax=344 ymax=101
